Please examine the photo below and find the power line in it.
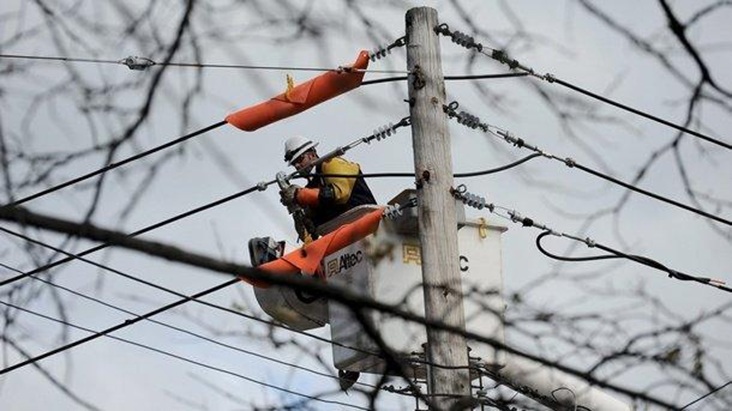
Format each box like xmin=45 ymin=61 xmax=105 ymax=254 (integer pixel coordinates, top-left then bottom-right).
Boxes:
xmin=455 ymin=153 xmax=541 ymax=177
xmin=1 ymin=114 xmax=406 ymax=216
xmin=0 ymin=227 xmax=439 ymax=399
xmin=1 ymin=121 xmax=226 ymax=209
xmin=0 ymin=259 xmax=382 ymax=392
xmin=0 ymin=54 xmax=530 ymax=81
xmin=194 ymin=253 xmax=683 ymax=410
xmin=0 ymin=53 xmax=409 ymax=74
xmin=0 ymin=278 xmax=239 ymax=375
xmin=0 ymin=299 xmax=371 ymax=411
xmin=0 ymin=116 xmax=410 ymax=289
xmin=535 ymin=231 xmax=731 ymax=293
xmin=5 ymin=224 xmax=680 ymax=408
xmin=303 ymin=153 xmax=542 ymax=180
xmin=434 ymin=23 xmax=732 ymax=151
xmin=451 ymin=184 xmax=730 ymax=294
xmin=443 ymin=101 xmax=732 ymax=227
xmin=362 ymin=72 xmax=528 ymax=86
xmin=285 ymin=116 xmax=411 ymax=183
xmin=0 ymin=125 xmax=535 ymax=379
xmin=0 ymin=180 xmax=275 ymax=288
xmin=680 ymin=380 xmax=732 ymax=410
xmin=0 ymin=54 xmax=120 ymax=65
xmin=545 ymin=76 xmax=732 ymax=150
xmin=0 ymin=224 xmax=388 ymax=363
xmin=1 ymin=17 xmax=718 ymax=410
xmin=0 ymin=206 xmax=487 ymax=376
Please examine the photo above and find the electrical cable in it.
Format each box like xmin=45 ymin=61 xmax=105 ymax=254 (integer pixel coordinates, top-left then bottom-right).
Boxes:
xmin=0 ymin=180 xmax=275 ymax=288
xmin=300 ymin=153 xmax=542 ymax=180
xmin=361 ymin=72 xmax=528 ymax=86
xmin=443 ymin=101 xmax=732 ymax=227
xmin=0 ymin=259 xmax=382 ymax=392
xmin=539 ymin=225 xmax=731 ymax=294
xmin=679 ymin=380 xmax=732 ymax=410
xmin=586 ymin=238 xmax=732 ymax=293
xmin=451 ymin=185 xmax=730 ymax=293
xmin=4 ymin=224 xmax=682 ymax=409
xmin=547 ymin=76 xmax=732 ymax=151
xmin=361 ymin=76 xmax=403 ymax=86
xmin=0 ymin=54 xmax=120 ymax=65
xmin=0 ymin=208 xmax=488 ymax=376
xmin=0 ymin=53 xmax=408 ymax=74
xmin=0 ymin=112 xmax=529 ymax=215
xmin=0 ymin=299 xmax=371 ymax=411
xmin=534 ymin=231 xmax=618 ymax=262
xmin=188 ymin=246 xmax=683 ymax=410
xmin=1 ymin=121 xmax=226 ymax=209
xmin=434 ymin=24 xmax=732 ymax=151
xmin=0 ymin=278 xmax=240 ymax=375
xmin=0 ymin=224 xmax=385 ymax=360
xmin=0 ymin=115 xmax=409 ymax=289
xmin=569 ymin=160 xmax=732 ymax=227
xmin=0 ymin=225 xmax=466 ymax=390
xmin=454 ymin=153 xmax=542 ymax=177
xmin=0 ymin=132 xmax=537 ymax=306
xmin=538 ymin=228 xmax=731 ymax=293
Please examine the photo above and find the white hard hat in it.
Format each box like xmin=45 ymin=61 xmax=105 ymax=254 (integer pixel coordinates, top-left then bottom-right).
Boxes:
xmin=284 ymin=135 xmax=318 ymax=165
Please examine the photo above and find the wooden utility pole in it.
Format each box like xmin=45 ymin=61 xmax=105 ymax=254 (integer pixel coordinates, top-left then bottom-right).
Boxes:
xmin=405 ymin=7 xmax=472 ymax=410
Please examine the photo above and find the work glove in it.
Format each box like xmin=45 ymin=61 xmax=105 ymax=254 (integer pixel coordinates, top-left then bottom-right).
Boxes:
xmin=279 ymin=184 xmax=301 ymax=207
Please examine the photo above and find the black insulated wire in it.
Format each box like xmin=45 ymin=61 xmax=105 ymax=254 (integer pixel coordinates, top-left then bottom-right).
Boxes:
xmin=0 ymin=225 xmax=388 ymax=361
xmin=0 ymin=259 xmax=378 ymax=392
xmin=592 ymin=241 xmax=732 ymax=292
xmin=549 ymin=76 xmax=732 ymax=151
xmin=0 ymin=181 xmax=275 ymax=288
xmin=680 ymin=380 xmax=732 ymax=410
xmin=0 ymin=116 xmax=409 ymax=289
xmin=535 ymin=231 xmax=731 ymax=293
xmin=444 ymin=101 xmax=732 ymax=227
xmin=454 ymin=153 xmax=541 ymax=177
xmin=301 ymin=153 xmax=541 ymax=180
xmin=0 ymin=53 xmax=120 ymax=65
xmin=570 ymin=161 xmax=732 ymax=227
xmin=0 ymin=228 xmax=683 ymax=409
xmin=0 ymin=278 xmax=241 ymax=376
xmin=361 ymin=72 xmax=528 ymax=86
xmin=0 ymin=300 xmax=371 ymax=411
xmin=452 ymin=186 xmax=730 ymax=294
xmin=535 ymin=231 xmax=626 ymax=262
xmin=434 ymin=23 xmax=731 ymax=151
xmin=1 ymin=121 xmax=226 ymax=209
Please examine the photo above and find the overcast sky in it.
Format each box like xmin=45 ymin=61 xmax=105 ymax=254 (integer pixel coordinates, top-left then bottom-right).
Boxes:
xmin=1 ymin=1 xmax=731 ymax=410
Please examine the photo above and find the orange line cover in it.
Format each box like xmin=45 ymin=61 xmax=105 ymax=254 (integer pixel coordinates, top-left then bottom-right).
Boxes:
xmin=225 ymin=50 xmax=370 ymax=132
xmin=243 ymin=207 xmax=383 ymax=288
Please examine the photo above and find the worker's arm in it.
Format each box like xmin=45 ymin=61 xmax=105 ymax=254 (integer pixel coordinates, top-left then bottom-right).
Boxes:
xmin=296 ymin=157 xmax=359 ymax=206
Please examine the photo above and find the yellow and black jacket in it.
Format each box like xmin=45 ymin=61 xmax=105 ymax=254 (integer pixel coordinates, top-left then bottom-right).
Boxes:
xmin=296 ymin=157 xmax=376 ymax=227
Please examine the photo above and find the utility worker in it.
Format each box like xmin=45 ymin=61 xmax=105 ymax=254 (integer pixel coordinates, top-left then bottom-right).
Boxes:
xmin=281 ymin=135 xmax=372 ymax=388
xmin=280 ymin=135 xmax=377 ymax=231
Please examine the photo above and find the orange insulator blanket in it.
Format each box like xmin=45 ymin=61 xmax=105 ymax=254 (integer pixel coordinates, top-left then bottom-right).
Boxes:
xmin=225 ymin=50 xmax=370 ymax=132
xmin=243 ymin=207 xmax=383 ymax=288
